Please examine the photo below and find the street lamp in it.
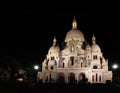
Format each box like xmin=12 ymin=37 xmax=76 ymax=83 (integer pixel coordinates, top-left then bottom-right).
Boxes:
xmin=33 ymin=65 xmax=40 ymax=82
xmin=112 ymin=64 xmax=118 ymax=69
xmin=34 ymin=65 xmax=39 ymax=70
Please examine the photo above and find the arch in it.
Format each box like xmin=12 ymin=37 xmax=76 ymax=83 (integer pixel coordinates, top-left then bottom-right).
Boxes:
xmin=68 ymin=73 xmax=76 ymax=83
xmin=57 ymin=73 xmax=65 ymax=83
xmin=93 ymin=65 xmax=98 ymax=69
xmin=79 ymin=73 xmax=86 ymax=81
xmin=78 ymin=73 xmax=88 ymax=83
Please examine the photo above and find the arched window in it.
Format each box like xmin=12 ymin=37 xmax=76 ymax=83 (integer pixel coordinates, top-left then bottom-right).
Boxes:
xmin=70 ymin=56 xmax=74 ymax=66
xmin=79 ymin=73 xmax=86 ymax=80
xmin=92 ymin=75 xmax=94 ymax=82
xmin=96 ymin=74 xmax=98 ymax=82
xmin=68 ymin=73 xmax=75 ymax=83
xmin=81 ymin=62 xmax=83 ymax=67
xmin=51 ymin=57 xmax=55 ymax=60
xmin=93 ymin=65 xmax=98 ymax=69
xmin=58 ymin=73 xmax=65 ymax=83
xmin=93 ymin=55 xmax=97 ymax=59
xmin=99 ymin=76 xmax=101 ymax=82
xmin=46 ymin=59 xmax=49 ymax=65
xmin=51 ymin=66 xmax=53 ymax=70
xmin=63 ymin=63 xmax=64 ymax=68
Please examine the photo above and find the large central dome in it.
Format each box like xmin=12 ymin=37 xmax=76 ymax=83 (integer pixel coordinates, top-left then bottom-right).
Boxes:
xmin=65 ymin=29 xmax=85 ymax=42
xmin=65 ymin=17 xmax=85 ymax=42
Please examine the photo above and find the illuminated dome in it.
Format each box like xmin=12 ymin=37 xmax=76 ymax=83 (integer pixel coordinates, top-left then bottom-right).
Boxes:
xmin=65 ymin=29 xmax=85 ymax=42
xmin=48 ymin=45 xmax=60 ymax=53
xmin=48 ymin=37 xmax=60 ymax=54
xmin=91 ymin=43 xmax=101 ymax=52
xmin=91 ymin=35 xmax=101 ymax=52
xmin=65 ymin=17 xmax=85 ymax=42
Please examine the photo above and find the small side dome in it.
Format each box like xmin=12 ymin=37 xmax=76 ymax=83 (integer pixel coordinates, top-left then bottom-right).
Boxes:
xmin=48 ymin=45 xmax=60 ymax=54
xmin=91 ymin=43 xmax=101 ymax=52
xmin=48 ymin=36 xmax=60 ymax=54
xmin=91 ymin=34 xmax=101 ymax=52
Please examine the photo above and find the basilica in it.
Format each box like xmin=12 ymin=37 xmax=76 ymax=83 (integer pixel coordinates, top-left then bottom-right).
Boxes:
xmin=37 ymin=18 xmax=112 ymax=83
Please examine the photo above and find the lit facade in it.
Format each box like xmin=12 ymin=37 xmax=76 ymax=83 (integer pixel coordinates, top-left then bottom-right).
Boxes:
xmin=37 ymin=18 xmax=112 ymax=83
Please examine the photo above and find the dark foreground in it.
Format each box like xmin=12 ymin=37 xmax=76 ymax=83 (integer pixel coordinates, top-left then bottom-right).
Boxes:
xmin=0 ymin=81 xmax=120 ymax=93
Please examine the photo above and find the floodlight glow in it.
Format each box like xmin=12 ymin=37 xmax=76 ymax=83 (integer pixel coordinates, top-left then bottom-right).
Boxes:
xmin=112 ymin=64 xmax=118 ymax=69
xmin=34 ymin=65 xmax=39 ymax=70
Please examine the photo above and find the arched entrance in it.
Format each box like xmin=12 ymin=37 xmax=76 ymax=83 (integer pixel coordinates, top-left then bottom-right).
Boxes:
xmin=79 ymin=73 xmax=86 ymax=80
xmin=57 ymin=73 xmax=65 ymax=83
xmin=68 ymin=73 xmax=76 ymax=83
xmin=79 ymin=73 xmax=87 ymax=83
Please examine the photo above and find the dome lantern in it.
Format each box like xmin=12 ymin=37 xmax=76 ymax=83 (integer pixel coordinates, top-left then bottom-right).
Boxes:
xmin=92 ymin=34 xmax=96 ymax=44
xmin=53 ymin=36 xmax=57 ymax=46
xmin=65 ymin=17 xmax=85 ymax=43
xmin=72 ymin=17 xmax=77 ymax=29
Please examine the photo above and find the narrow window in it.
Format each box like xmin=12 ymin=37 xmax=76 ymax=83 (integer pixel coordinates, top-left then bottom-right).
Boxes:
xmin=63 ymin=63 xmax=64 ymax=68
xmin=99 ymin=76 xmax=101 ymax=82
xmin=96 ymin=56 xmax=97 ymax=59
xmin=51 ymin=57 xmax=55 ymax=60
xmin=46 ymin=59 xmax=49 ymax=65
xmin=93 ymin=55 xmax=98 ymax=60
xmin=93 ymin=65 xmax=98 ymax=69
xmin=51 ymin=66 xmax=53 ymax=70
xmin=96 ymin=74 xmax=98 ymax=82
xmin=81 ymin=62 xmax=83 ymax=67
xmin=70 ymin=57 xmax=74 ymax=66
xmin=49 ymin=74 xmax=51 ymax=81
xmin=93 ymin=56 xmax=95 ymax=59
xmin=92 ymin=75 xmax=94 ymax=82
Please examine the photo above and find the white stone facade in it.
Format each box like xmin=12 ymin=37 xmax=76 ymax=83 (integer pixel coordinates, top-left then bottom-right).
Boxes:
xmin=37 ymin=18 xmax=112 ymax=83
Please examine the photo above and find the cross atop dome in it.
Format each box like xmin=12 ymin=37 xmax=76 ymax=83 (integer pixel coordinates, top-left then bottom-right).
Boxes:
xmin=72 ymin=17 xmax=77 ymax=29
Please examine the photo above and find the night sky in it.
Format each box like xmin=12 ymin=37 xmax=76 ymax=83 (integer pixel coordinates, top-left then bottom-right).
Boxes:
xmin=0 ymin=8 xmax=120 ymax=68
